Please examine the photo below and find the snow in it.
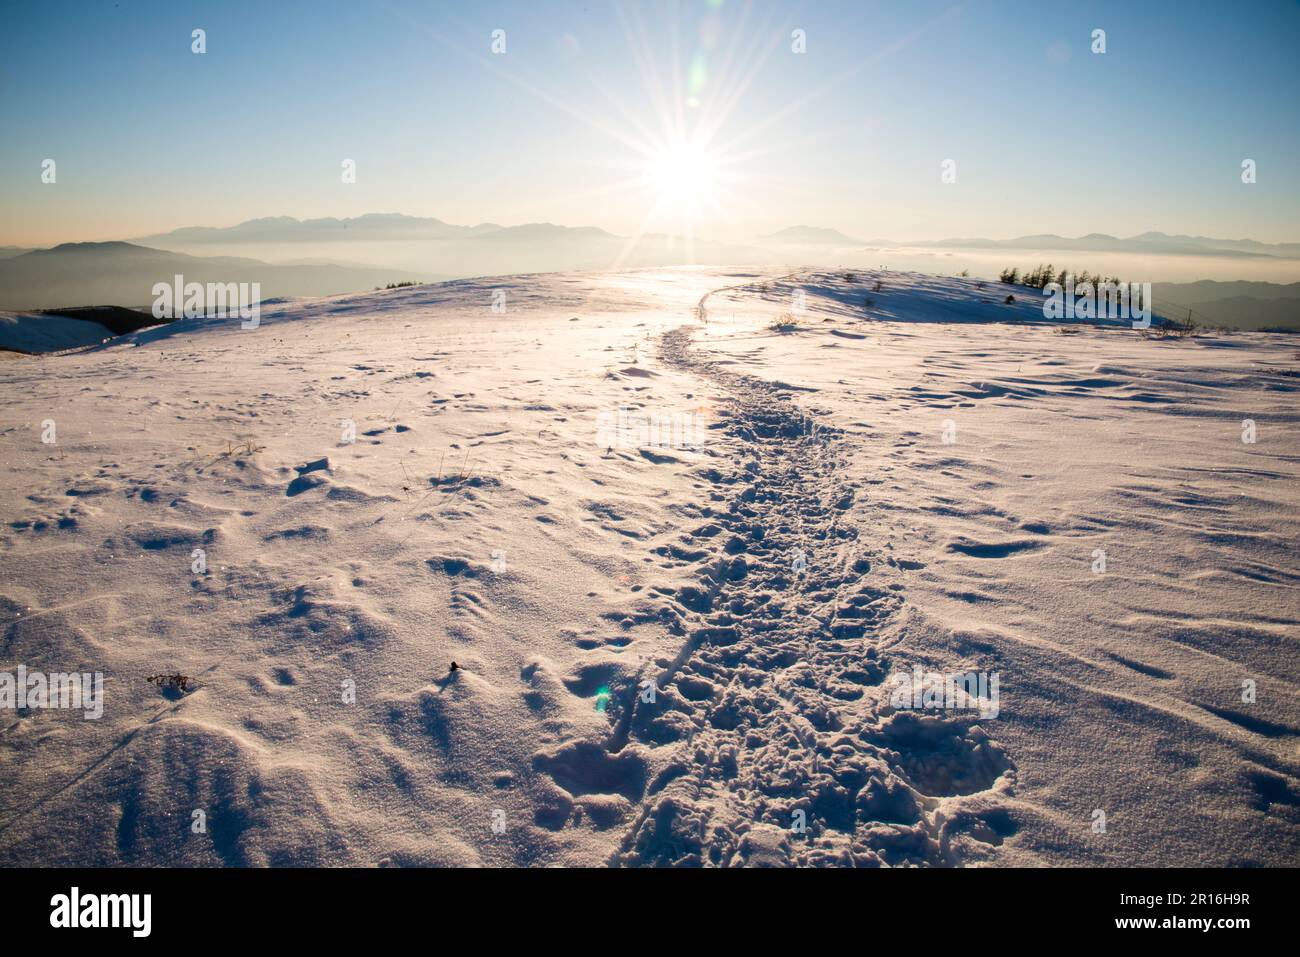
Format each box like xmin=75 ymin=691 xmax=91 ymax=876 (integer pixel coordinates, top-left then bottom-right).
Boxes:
xmin=0 ymin=311 xmax=113 ymax=354
xmin=0 ymin=267 xmax=1296 ymax=866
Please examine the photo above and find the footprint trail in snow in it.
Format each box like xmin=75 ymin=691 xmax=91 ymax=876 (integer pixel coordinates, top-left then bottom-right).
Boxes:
xmin=575 ymin=280 xmax=1021 ymax=867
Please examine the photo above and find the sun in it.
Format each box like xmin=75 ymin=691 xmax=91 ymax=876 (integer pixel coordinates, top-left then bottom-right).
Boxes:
xmin=645 ymin=141 xmax=719 ymax=206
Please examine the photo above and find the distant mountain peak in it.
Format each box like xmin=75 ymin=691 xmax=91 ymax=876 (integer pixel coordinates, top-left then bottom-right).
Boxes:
xmin=42 ymin=241 xmax=156 ymax=255
xmin=132 ymin=213 xmax=502 ymax=245
xmin=235 ymin=215 xmax=302 ymax=227
xmin=761 ymin=225 xmax=862 ymax=244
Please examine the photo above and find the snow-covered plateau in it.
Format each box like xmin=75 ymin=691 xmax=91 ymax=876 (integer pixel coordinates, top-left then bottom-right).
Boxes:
xmin=1 ymin=267 xmax=1296 ymax=866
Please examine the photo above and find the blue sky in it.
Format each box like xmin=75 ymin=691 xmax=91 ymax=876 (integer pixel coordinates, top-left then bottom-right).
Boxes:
xmin=1 ymin=0 xmax=1297 ymax=245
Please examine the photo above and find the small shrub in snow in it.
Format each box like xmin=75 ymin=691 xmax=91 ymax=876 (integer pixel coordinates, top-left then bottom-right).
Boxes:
xmin=146 ymin=673 xmax=193 ymax=698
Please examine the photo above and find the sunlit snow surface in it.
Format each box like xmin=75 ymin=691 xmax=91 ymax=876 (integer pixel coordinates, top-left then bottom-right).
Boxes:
xmin=1 ymin=268 xmax=1296 ymax=866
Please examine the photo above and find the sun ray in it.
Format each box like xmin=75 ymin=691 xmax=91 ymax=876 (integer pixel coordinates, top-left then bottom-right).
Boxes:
xmin=375 ymin=0 xmax=658 ymax=158
xmin=373 ymin=0 xmax=936 ymax=257
xmin=696 ymin=1 xmax=795 ymax=147
xmin=717 ymin=4 xmax=965 ymax=158
xmin=615 ymin=0 xmax=679 ymax=145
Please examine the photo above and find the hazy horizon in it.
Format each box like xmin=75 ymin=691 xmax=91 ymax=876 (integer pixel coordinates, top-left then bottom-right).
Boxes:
xmin=12 ymin=209 xmax=1300 ymax=249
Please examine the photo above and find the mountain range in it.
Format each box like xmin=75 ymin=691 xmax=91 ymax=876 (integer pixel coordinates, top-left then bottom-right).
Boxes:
xmin=897 ymin=232 xmax=1300 ymax=259
xmin=129 ymin=215 xmax=1300 ymax=261
xmin=0 ymin=242 xmax=426 ymax=311
xmin=2 ymin=217 xmax=1297 ymax=329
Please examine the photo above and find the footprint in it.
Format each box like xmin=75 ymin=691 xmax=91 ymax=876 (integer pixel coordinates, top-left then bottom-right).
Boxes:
xmin=533 ymin=741 xmax=647 ymax=801
xmin=945 ymin=537 xmax=1043 ymax=558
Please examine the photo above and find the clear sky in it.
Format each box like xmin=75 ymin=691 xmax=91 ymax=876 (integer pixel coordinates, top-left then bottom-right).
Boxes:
xmin=1 ymin=0 xmax=1297 ymax=246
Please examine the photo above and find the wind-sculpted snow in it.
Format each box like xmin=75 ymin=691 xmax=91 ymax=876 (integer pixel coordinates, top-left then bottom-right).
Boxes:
xmin=0 ymin=267 xmax=1296 ymax=866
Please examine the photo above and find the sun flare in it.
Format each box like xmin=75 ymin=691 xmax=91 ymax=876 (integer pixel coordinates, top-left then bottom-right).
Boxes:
xmin=645 ymin=141 xmax=719 ymax=205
